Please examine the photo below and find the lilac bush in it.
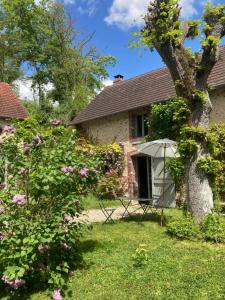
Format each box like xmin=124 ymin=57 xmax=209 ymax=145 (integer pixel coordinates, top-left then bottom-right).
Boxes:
xmin=0 ymin=118 xmax=101 ymax=298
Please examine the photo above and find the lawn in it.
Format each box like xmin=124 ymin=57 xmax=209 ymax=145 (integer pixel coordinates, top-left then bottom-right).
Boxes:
xmin=28 ymin=212 xmax=225 ymax=300
xmin=81 ymin=194 xmax=121 ymax=210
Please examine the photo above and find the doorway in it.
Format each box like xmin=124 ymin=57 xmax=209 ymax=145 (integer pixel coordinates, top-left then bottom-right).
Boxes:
xmin=136 ymin=156 xmax=152 ymax=199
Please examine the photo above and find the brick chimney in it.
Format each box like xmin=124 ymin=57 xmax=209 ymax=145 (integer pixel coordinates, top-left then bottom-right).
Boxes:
xmin=113 ymin=74 xmax=124 ymax=84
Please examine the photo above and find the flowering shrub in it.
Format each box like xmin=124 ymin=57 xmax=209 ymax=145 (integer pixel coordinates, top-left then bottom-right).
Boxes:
xmin=97 ymin=170 xmax=128 ymax=199
xmin=95 ymin=143 xmax=124 ymax=176
xmin=0 ymin=118 xmax=101 ymax=298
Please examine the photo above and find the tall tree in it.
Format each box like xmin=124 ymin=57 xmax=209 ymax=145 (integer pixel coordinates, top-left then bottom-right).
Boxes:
xmin=0 ymin=0 xmax=115 ymax=119
xmin=46 ymin=2 xmax=115 ymax=119
xmin=136 ymin=1 xmax=225 ymax=222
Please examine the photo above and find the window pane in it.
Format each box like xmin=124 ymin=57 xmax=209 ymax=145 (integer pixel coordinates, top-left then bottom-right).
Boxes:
xmin=144 ymin=114 xmax=148 ymax=136
xmin=137 ymin=115 xmax=143 ymax=137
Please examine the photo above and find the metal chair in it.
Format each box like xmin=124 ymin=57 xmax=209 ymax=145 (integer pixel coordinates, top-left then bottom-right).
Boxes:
xmin=98 ymin=198 xmax=116 ymax=224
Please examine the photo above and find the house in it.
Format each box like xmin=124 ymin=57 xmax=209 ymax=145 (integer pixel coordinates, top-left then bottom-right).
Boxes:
xmin=72 ymin=47 xmax=225 ymax=204
xmin=0 ymin=82 xmax=29 ymax=126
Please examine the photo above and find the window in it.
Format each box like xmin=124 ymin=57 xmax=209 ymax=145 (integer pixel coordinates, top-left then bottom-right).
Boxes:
xmin=132 ymin=113 xmax=148 ymax=138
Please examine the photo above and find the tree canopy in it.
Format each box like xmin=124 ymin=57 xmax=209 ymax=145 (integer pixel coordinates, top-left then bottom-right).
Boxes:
xmin=0 ymin=0 xmax=115 ymax=121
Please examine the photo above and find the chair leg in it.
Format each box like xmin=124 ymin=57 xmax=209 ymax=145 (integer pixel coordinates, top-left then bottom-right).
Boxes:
xmin=104 ymin=211 xmax=115 ymax=224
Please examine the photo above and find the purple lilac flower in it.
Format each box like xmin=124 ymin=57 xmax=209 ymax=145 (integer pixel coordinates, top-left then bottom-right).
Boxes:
xmin=18 ymin=167 xmax=26 ymax=175
xmin=12 ymin=194 xmax=26 ymax=205
xmin=0 ymin=232 xmax=4 ymax=241
xmin=61 ymin=242 xmax=71 ymax=250
xmin=23 ymin=143 xmax=30 ymax=155
xmin=0 ymin=207 xmax=5 ymax=214
xmin=3 ymin=125 xmax=16 ymax=134
xmin=64 ymin=214 xmax=73 ymax=222
xmin=38 ymin=244 xmax=50 ymax=253
xmin=79 ymin=167 xmax=89 ymax=177
xmin=2 ymin=276 xmax=25 ymax=290
xmin=61 ymin=166 xmax=74 ymax=174
xmin=52 ymin=289 xmax=62 ymax=300
xmin=51 ymin=118 xmax=61 ymax=126
xmin=0 ymin=183 xmax=6 ymax=190
xmin=33 ymin=135 xmax=42 ymax=146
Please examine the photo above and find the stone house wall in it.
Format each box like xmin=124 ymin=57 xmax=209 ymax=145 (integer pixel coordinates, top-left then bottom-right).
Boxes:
xmin=210 ymin=87 xmax=225 ymax=123
xmin=79 ymin=86 xmax=225 ymax=197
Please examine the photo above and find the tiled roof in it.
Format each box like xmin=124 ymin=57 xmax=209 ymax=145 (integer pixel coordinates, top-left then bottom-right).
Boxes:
xmin=0 ymin=83 xmax=29 ymax=119
xmin=72 ymin=46 xmax=225 ymax=125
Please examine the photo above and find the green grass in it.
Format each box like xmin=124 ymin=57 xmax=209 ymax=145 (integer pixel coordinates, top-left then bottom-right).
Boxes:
xmin=29 ymin=211 xmax=225 ymax=300
xmin=81 ymin=194 xmax=121 ymax=210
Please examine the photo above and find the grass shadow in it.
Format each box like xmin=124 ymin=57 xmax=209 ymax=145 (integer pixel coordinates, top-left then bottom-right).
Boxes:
xmin=120 ymin=212 xmax=163 ymax=225
xmin=78 ymin=239 xmax=102 ymax=254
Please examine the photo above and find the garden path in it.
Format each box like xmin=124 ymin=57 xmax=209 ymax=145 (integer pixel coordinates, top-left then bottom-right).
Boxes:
xmin=82 ymin=206 xmax=144 ymax=223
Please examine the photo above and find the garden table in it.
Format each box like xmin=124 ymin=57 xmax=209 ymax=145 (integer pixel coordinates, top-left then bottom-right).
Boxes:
xmin=119 ymin=197 xmax=159 ymax=218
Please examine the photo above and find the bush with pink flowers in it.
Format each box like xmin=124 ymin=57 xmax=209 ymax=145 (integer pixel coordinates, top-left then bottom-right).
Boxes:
xmin=0 ymin=118 xmax=102 ymax=298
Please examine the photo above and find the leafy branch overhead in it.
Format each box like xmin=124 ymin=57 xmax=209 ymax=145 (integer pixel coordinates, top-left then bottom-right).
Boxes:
xmin=135 ymin=0 xmax=225 ymax=99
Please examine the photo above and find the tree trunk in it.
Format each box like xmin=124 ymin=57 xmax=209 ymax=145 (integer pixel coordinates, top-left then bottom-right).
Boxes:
xmin=186 ymin=151 xmax=213 ymax=224
xmin=187 ymin=91 xmax=214 ymax=223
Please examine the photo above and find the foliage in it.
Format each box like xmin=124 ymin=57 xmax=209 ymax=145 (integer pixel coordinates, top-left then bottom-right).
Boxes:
xmin=201 ymin=213 xmax=225 ymax=243
xmin=0 ymin=0 xmax=115 ymax=120
xmin=97 ymin=170 xmax=128 ymax=199
xmin=133 ymin=0 xmax=183 ymax=51
xmin=132 ymin=244 xmax=149 ymax=267
xmin=166 ymin=158 xmax=185 ymax=195
xmin=147 ymin=97 xmax=190 ymax=140
xmin=0 ymin=118 xmax=102 ymax=297
xmin=167 ymin=212 xmax=225 ymax=244
xmin=209 ymin=124 xmax=225 ymax=201
xmin=94 ymin=143 xmax=124 ymax=176
xmin=197 ymin=156 xmax=221 ymax=177
xmin=94 ymin=143 xmax=126 ymax=199
xmin=167 ymin=214 xmax=200 ymax=240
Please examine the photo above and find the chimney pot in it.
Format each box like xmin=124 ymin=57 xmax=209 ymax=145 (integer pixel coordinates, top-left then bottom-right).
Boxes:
xmin=113 ymin=74 xmax=124 ymax=84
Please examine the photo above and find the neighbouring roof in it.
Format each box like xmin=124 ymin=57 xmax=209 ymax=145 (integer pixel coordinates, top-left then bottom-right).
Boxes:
xmin=72 ymin=46 xmax=225 ymax=125
xmin=0 ymin=83 xmax=29 ymax=119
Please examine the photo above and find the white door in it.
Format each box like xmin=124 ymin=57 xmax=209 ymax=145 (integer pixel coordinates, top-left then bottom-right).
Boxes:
xmin=152 ymin=158 xmax=176 ymax=208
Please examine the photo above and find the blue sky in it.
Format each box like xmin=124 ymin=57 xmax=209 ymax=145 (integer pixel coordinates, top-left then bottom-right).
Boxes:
xmin=18 ymin=0 xmax=224 ymax=99
xmin=62 ymin=0 xmax=224 ymax=84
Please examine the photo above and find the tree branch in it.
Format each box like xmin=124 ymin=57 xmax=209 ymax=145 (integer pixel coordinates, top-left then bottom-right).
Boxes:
xmin=197 ymin=4 xmax=225 ymax=88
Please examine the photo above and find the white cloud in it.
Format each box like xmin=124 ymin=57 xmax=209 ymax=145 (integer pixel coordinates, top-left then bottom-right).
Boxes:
xmin=14 ymin=79 xmax=53 ymax=101
xmin=105 ymin=0 xmax=198 ymax=30
xmin=102 ymin=79 xmax=113 ymax=87
xmin=77 ymin=0 xmax=99 ymax=16
xmin=64 ymin=0 xmax=76 ymax=4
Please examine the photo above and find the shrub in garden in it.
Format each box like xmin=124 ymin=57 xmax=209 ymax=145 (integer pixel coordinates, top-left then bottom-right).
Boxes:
xmin=94 ymin=143 xmax=124 ymax=176
xmin=167 ymin=215 xmax=200 ymax=240
xmin=167 ymin=212 xmax=225 ymax=243
xmin=132 ymin=244 xmax=149 ymax=267
xmin=0 ymin=118 xmax=101 ymax=298
xmin=97 ymin=169 xmax=128 ymax=199
xmin=94 ymin=144 xmax=126 ymax=199
xmin=201 ymin=213 xmax=225 ymax=243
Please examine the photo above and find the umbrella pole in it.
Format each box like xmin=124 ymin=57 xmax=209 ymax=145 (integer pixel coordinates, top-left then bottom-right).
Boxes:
xmin=161 ymin=144 xmax=166 ymax=227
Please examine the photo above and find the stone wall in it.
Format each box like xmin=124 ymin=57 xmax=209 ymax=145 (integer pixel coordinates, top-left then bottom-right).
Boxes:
xmin=81 ymin=111 xmax=130 ymax=144
xmin=210 ymin=87 xmax=225 ymax=123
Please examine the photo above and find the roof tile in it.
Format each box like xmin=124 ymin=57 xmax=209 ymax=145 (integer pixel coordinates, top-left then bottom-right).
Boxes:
xmin=72 ymin=45 xmax=225 ymax=125
xmin=0 ymin=83 xmax=29 ymax=119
